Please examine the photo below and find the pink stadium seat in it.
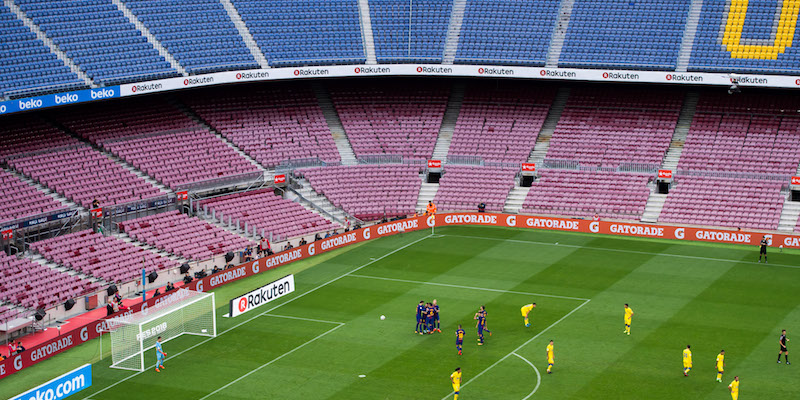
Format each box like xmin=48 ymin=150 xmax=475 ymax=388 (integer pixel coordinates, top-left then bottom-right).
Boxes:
xmin=0 ymin=251 xmax=99 ymax=310
xmin=434 ymin=165 xmax=517 ymax=212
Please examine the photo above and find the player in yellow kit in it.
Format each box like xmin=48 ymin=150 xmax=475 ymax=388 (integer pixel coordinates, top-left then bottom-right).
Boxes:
xmin=683 ymin=345 xmax=692 ymax=376
xmin=450 ymin=367 xmax=462 ymax=400
xmin=623 ymin=304 xmax=633 ymax=335
xmin=521 ymin=303 xmax=536 ymax=327
xmin=728 ymin=376 xmax=739 ymax=400
xmin=546 ymin=340 xmax=555 ymax=374
xmin=715 ymin=350 xmax=725 ymax=382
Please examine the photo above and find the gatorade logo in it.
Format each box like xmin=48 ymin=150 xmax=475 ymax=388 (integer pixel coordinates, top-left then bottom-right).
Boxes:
xmin=252 ymin=260 xmax=259 ymax=274
xmin=238 ymin=297 xmax=248 ymax=313
xmin=506 ymin=215 xmax=516 ymax=226
xmin=363 ymin=227 xmax=371 ymax=240
xmin=308 ymin=243 xmax=316 ymax=256
xmin=14 ymin=355 xmax=22 ymax=370
xmin=675 ymin=227 xmax=685 ymax=239
xmin=427 ymin=215 xmax=436 ymax=227
xmin=196 ymin=280 xmax=204 ymax=292
xmin=589 ymin=221 xmax=600 ymax=233
xmin=80 ymin=327 xmax=88 ymax=342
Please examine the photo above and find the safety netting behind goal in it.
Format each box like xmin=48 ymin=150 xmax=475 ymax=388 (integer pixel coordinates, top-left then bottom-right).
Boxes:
xmin=108 ymin=290 xmax=216 ymax=371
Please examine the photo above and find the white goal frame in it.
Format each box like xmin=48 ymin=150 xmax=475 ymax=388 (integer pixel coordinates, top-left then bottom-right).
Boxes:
xmin=108 ymin=290 xmax=216 ymax=371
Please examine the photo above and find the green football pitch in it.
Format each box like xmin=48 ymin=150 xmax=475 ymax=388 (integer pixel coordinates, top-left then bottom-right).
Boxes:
xmin=3 ymin=226 xmax=800 ymax=399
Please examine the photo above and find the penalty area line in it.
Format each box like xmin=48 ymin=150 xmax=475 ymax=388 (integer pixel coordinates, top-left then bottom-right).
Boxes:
xmin=440 ymin=298 xmax=591 ymax=400
xmin=511 ymin=352 xmax=541 ymax=400
xmin=83 ymin=234 xmax=432 ymax=400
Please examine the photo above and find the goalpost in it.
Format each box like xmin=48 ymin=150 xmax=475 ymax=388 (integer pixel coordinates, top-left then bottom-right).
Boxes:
xmin=108 ymin=290 xmax=216 ymax=371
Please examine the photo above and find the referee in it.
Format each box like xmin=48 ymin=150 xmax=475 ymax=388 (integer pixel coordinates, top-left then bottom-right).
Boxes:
xmin=758 ymin=235 xmax=768 ymax=263
xmin=778 ymin=329 xmax=790 ymax=364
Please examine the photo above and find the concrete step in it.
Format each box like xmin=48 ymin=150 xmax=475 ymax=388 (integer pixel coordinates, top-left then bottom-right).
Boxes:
xmin=416 ymin=182 xmax=440 ymax=211
xmin=503 ymin=185 xmax=531 ymax=214
xmin=220 ymin=0 xmax=269 ymax=68
xmin=545 ymin=0 xmax=576 ymax=68
xmin=640 ymin=192 xmax=668 ymax=223
xmin=442 ymin=0 xmax=467 ymax=64
xmin=357 ymin=0 xmax=377 ymax=64
xmin=777 ymin=200 xmax=800 ymax=232
xmin=110 ymin=0 xmax=186 ymax=76
xmin=313 ymin=84 xmax=358 ymax=165
xmin=528 ymin=87 xmax=570 ymax=163
xmin=432 ymin=82 xmax=466 ymax=160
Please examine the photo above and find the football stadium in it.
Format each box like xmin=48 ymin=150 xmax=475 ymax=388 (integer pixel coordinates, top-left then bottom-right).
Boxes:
xmin=1 ymin=1 xmax=800 ymax=399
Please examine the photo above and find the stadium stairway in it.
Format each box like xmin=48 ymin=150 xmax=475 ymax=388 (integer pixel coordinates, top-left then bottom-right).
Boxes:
xmin=778 ymin=161 xmax=800 ymax=232
xmin=503 ymin=183 xmax=530 ymax=214
xmin=356 ymin=0 xmax=377 ymax=65
xmin=168 ymin=97 xmax=269 ymax=176
xmin=675 ymin=0 xmax=704 ymax=72
xmin=219 ymin=0 xmax=270 ymax=68
xmin=291 ymin=175 xmax=354 ymax=225
xmin=431 ymin=82 xmax=465 ymax=161
xmin=313 ymin=84 xmax=358 ymax=165
xmin=545 ymin=0 xmax=576 ymax=68
xmin=3 ymin=167 xmax=79 ymax=213
xmin=110 ymin=0 xmax=187 ymax=76
xmin=527 ymin=87 xmax=570 ymax=164
xmin=441 ymin=0 xmax=467 ymax=64
xmin=641 ymin=91 xmax=698 ymax=223
xmin=415 ymin=182 xmax=439 ymax=214
xmin=3 ymin=0 xmax=93 ymax=89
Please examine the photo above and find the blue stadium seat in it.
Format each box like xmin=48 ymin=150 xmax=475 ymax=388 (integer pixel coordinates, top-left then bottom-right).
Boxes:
xmin=369 ymin=0 xmax=451 ymax=63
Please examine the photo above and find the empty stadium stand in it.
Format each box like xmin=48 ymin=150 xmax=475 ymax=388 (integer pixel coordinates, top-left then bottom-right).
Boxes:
xmin=119 ymin=211 xmax=253 ymax=261
xmin=329 ymin=82 xmax=448 ymax=159
xmin=433 ymin=165 xmax=517 ymax=212
xmin=369 ymin=0 xmax=452 ymax=62
xmin=232 ymin=0 xmax=365 ymax=66
xmin=447 ymin=83 xmax=554 ymax=164
xmin=0 ymin=251 xmax=99 ymax=310
xmin=182 ymin=85 xmax=341 ymax=168
xmin=297 ymin=164 xmax=421 ymax=220
xmin=30 ymin=230 xmax=178 ymax=283
xmin=0 ymin=5 xmax=85 ymax=98
xmin=16 ymin=0 xmax=178 ymax=84
xmin=198 ymin=189 xmax=338 ymax=241
xmin=559 ymin=0 xmax=689 ymax=70
xmin=690 ymin=0 xmax=800 ymax=74
xmin=455 ymin=0 xmax=559 ymax=65
xmin=123 ymin=0 xmax=258 ymax=73
xmin=0 ymin=169 xmax=66 ymax=223
xmin=0 ymin=115 xmax=81 ymax=163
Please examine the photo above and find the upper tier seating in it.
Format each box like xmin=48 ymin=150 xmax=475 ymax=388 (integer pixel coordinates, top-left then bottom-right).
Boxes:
xmin=329 ymin=82 xmax=447 ymax=159
xmin=0 ymin=115 xmax=81 ymax=163
xmin=690 ymin=0 xmax=800 ymax=74
xmin=521 ymin=170 xmax=652 ymax=220
xmin=0 ymin=251 xmax=99 ymax=309
xmin=559 ymin=0 xmax=689 ymax=70
xmin=298 ymin=165 xmax=421 ymax=220
xmin=17 ymin=0 xmax=177 ymax=84
xmin=103 ymin=130 xmax=260 ymax=190
xmin=433 ymin=165 xmax=517 ymax=212
xmin=119 ymin=211 xmax=253 ymax=261
xmin=660 ymin=177 xmax=784 ymax=230
xmin=369 ymin=0 xmax=452 ymax=62
xmin=198 ymin=189 xmax=338 ymax=241
xmin=30 ymin=230 xmax=178 ymax=283
xmin=232 ymin=0 xmax=365 ymax=66
xmin=448 ymin=83 xmax=554 ymax=164
xmin=0 ymin=169 xmax=66 ymax=223
xmin=182 ymin=85 xmax=340 ymax=168
xmin=0 ymin=305 xmax=28 ymax=327
xmin=0 ymin=5 xmax=84 ymax=97
xmin=545 ymin=87 xmax=683 ymax=168
xmin=123 ymin=0 xmax=258 ymax=73
xmin=455 ymin=0 xmax=559 ymax=65
xmin=8 ymin=145 xmax=164 ymax=208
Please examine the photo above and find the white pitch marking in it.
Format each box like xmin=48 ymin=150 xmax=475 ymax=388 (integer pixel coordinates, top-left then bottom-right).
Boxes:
xmin=512 ymin=352 xmax=541 ymax=400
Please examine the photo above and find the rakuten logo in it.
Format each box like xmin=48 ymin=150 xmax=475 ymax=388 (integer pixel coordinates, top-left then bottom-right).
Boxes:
xmin=666 ymin=73 xmax=703 ymax=82
xmin=236 ymin=71 xmax=269 ymax=80
xmin=54 ymin=92 xmax=78 ymax=105
xmin=735 ymin=76 xmax=768 ymax=85
xmin=130 ymin=83 xmax=162 ymax=93
xmin=18 ymin=98 xmax=42 ymax=110
xmin=416 ymin=66 xmax=453 ymax=74
xmin=602 ymin=72 xmax=640 ymax=80
xmin=478 ymin=67 xmax=514 ymax=75
xmin=90 ymin=87 xmax=116 ymax=99
xmin=184 ymin=77 xmax=213 ymax=86
xmin=293 ymin=68 xmax=329 ymax=76
xmin=354 ymin=66 xmax=390 ymax=74
xmin=539 ymin=69 xmax=577 ymax=78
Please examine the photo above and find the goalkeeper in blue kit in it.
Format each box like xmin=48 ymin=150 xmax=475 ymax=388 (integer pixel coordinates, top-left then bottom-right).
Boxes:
xmin=155 ymin=336 xmax=167 ymax=372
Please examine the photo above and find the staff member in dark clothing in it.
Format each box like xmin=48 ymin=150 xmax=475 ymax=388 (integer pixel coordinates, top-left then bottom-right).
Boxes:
xmin=758 ymin=235 xmax=769 ymax=263
xmin=778 ymin=329 xmax=790 ymax=364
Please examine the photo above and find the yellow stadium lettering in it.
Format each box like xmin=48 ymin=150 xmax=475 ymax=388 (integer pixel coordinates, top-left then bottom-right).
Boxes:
xmin=723 ymin=0 xmax=800 ymax=59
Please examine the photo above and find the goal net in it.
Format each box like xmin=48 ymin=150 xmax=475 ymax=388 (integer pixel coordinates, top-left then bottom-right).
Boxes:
xmin=108 ymin=290 xmax=216 ymax=371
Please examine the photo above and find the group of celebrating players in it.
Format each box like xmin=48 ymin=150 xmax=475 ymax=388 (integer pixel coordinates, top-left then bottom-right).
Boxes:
xmin=440 ymin=301 xmax=788 ymax=400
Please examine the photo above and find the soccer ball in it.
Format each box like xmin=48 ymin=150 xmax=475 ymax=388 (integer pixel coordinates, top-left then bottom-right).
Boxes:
xmin=380 ymin=315 xmax=386 ymax=320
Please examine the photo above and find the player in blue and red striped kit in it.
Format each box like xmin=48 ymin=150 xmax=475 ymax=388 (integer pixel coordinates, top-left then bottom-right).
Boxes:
xmin=474 ymin=306 xmax=491 ymax=345
xmin=415 ymin=300 xmax=426 ymax=335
